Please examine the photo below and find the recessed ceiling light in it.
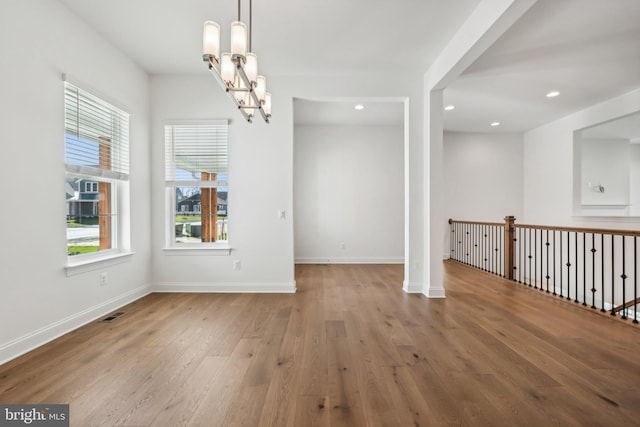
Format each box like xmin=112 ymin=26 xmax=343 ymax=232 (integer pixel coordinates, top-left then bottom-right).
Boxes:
xmin=444 ymin=105 xmax=455 ymax=111
xmin=546 ymin=91 xmax=560 ymax=98
xmin=354 ymin=104 xmax=364 ymax=110
xmin=490 ymin=122 xmax=500 ymax=127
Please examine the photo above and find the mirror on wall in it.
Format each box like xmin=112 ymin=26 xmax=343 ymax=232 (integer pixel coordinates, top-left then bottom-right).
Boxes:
xmin=574 ymin=111 xmax=640 ymax=217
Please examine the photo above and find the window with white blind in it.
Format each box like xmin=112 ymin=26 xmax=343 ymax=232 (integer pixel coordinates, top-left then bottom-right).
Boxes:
xmin=165 ymin=121 xmax=229 ymax=249
xmin=64 ymin=81 xmax=130 ymax=259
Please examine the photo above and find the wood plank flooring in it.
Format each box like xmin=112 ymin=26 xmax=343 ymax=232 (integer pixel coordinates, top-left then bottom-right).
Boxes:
xmin=1 ymin=262 xmax=640 ymax=426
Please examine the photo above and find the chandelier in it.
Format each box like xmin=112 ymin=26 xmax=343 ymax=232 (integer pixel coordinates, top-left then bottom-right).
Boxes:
xmin=202 ymin=0 xmax=271 ymax=123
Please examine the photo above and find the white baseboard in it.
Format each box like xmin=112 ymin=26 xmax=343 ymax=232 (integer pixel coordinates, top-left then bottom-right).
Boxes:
xmin=295 ymin=257 xmax=404 ymax=264
xmin=403 ymin=281 xmax=423 ymax=293
xmin=152 ymin=281 xmax=297 ymax=293
xmin=0 ymin=284 xmax=152 ymax=366
xmin=424 ymin=286 xmax=446 ymax=298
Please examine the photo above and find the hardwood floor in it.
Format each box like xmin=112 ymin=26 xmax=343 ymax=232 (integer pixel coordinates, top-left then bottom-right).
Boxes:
xmin=1 ymin=262 xmax=640 ymax=426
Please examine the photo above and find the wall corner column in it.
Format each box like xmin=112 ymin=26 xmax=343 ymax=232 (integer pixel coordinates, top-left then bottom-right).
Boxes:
xmin=423 ymin=88 xmax=446 ymax=298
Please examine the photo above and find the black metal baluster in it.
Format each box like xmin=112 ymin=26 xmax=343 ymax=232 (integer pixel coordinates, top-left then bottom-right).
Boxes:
xmin=601 ymin=234 xmax=606 ymax=313
xmin=490 ymin=225 xmax=494 ymax=274
xmin=483 ymin=225 xmax=487 ymax=271
xmin=591 ymin=233 xmax=596 ymax=309
xmin=611 ymin=235 xmax=616 ymax=316
xmin=539 ymin=229 xmax=544 ymax=292
xmin=474 ymin=224 xmax=478 ymax=268
xmin=533 ymin=228 xmax=537 ymax=289
xmin=465 ymin=223 xmax=469 ymax=265
xmin=566 ymin=231 xmax=571 ymax=300
xmin=528 ymin=228 xmax=532 ymax=287
xmin=621 ymin=236 xmax=627 ymax=320
xmin=472 ymin=224 xmax=476 ymax=268
xmin=553 ymin=230 xmax=557 ymax=296
xmin=574 ymin=232 xmax=579 ymax=303
xmin=477 ymin=224 xmax=481 ymax=269
xmin=496 ymin=225 xmax=499 ymax=275
xmin=450 ymin=223 xmax=454 ymax=260
xmin=522 ymin=228 xmax=525 ymax=284
xmin=582 ymin=232 xmax=586 ymax=305
xmin=501 ymin=225 xmax=504 ymax=277
xmin=518 ymin=228 xmax=522 ymax=283
xmin=634 ymin=236 xmax=638 ymax=324
xmin=545 ymin=230 xmax=550 ymax=293
xmin=458 ymin=222 xmax=461 ymax=261
xmin=478 ymin=224 xmax=481 ymax=269
xmin=469 ymin=223 xmax=472 ymax=265
xmin=453 ymin=223 xmax=456 ymax=261
xmin=491 ymin=225 xmax=494 ymax=274
xmin=559 ymin=231 xmax=563 ymax=298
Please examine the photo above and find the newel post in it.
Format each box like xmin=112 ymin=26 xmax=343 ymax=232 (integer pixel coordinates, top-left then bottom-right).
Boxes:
xmin=504 ymin=216 xmax=516 ymax=280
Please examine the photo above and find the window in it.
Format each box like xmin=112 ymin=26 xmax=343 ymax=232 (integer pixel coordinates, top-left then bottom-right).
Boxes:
xmin=64 ymin=81 xmax=129 ymax=258
xmin=84 ymin=182 xmax=98 ymax=193
xmin=165 ymin=122 xmax=228 ymax=247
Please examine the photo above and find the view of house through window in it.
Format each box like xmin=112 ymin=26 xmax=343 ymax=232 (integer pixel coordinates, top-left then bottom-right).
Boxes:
xmin=165 ymin=122 xmax=228 ymax=246
xmin=174 ymin=184 xmax=228 ymax=243
xmin=66 ymin=177 xmax=115 ymax=255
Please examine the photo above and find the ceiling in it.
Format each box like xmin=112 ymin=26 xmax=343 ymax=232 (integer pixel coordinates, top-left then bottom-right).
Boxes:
xmin=444 ymin=0 xmax=640 ymax=133
xmin=58 ymin=0 xmax=640 ymax=133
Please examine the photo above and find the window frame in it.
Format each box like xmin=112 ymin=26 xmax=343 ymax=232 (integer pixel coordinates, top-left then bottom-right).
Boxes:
xmin=163 ymin=120 xmax=230 ymax=255
xmin=63 ymin=76 xmax=132 ymax=269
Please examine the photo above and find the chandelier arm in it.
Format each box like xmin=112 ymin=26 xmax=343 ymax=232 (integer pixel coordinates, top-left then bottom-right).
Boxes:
xmin=207 ymin=59 xmax=232 ymax=92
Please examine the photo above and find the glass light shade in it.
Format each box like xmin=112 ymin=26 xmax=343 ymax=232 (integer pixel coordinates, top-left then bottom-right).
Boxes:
xmin=220 ymin=53 xmax=234 ymax=84
xmin=202 ymin=21 xmax=220 ymax=60
xmin=255 ymin=76 xmax=266 ymax=102
xmin=244 ymin=53 xmax=258 ymax=85
xmin=230 ymin=21 xmax=248 ymax=57
xmin=263 ymin=92 xmax=272 ymax=116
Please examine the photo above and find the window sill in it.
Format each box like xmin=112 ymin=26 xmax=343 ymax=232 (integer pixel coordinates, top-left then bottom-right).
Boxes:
xmin=162 ymin=245 xmax=231 ymax=256
xmin=65 ymin=251 xmax=135 ymax=276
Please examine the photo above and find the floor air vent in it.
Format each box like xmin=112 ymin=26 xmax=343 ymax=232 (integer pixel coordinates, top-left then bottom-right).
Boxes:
xmin=101 ymin=311 xmax=126 ymax=322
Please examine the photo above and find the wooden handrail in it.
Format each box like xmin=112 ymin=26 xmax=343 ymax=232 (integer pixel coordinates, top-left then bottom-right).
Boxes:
xmin=448 ymin=218 xmax=503 ymax=227
xmin=613 ymin=297 xmax=640 ymax=313
xmin=449 ymin=218 xmax=640 ymax=237
xmin=514 ymin=223 xmax=640 ymax=237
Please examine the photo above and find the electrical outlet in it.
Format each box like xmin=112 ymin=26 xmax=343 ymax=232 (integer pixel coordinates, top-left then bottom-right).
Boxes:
xmin=99 ymin=272 xmax=108 ymax=286
xmin=233 ymin=260 xmax=241 ymax=270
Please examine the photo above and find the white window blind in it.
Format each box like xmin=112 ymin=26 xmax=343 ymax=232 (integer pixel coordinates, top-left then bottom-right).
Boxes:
xmin=64 ymin=82 xmax=130 ymax=180
xmin=165 ymin=122 xmax=229 ymax=182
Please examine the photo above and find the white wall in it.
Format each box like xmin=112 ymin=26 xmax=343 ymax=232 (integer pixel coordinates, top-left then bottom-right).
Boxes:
xmin=631 ymin=144 xmax=640 ymax=216
xmin=294 ymin=125 xmax=404 ymax=263
xmin=150 ymin=73 xmax=425 ymax=292
xmin=444 ymin=132 xmax=524 ymax=222
xmin=0 ymin=0 xmax=151 ymax=363
xmin=150 ymin=75 xmax=295 ymax=291
xmin=523 ymin=88 xmax=640 ymax=229
xmin=580 ymin=138 xmax=630 ymax=206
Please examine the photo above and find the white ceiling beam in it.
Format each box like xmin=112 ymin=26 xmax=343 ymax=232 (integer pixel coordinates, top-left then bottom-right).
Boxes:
xmin=426 ymin=0 xmax=538 ymax=91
